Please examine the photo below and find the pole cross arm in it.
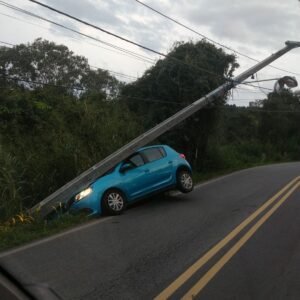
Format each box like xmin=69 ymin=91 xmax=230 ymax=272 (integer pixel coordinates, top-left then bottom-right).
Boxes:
xmin=30 ymin=41 xmax=300 ymax=217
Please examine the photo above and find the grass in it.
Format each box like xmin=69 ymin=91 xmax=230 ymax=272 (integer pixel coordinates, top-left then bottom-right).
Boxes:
xmin=0 ymin=213 xmax=89 ymax=252
xmin=0 ymin=160 xmax=291 ymax=252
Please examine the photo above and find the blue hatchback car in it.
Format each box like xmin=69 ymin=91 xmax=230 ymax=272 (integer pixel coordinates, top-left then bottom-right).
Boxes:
xmin=69 ymin=145 xmax=193 ymax=215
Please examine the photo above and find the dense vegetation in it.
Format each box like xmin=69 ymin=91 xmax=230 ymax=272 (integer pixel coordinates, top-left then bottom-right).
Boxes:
xmin=0 ymin=39 xmax=299 ymax=222
xmin=204 ymin=93 xmax=300 ymax=171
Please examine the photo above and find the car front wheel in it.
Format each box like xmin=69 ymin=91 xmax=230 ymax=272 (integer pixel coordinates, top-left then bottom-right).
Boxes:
xmin=102 ymin=189 xmax=126 ymax=215
xmin=177 ymin=170 xmax=193 ymax=193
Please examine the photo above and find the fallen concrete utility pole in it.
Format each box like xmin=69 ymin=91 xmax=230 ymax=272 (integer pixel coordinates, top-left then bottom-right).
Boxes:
xmin=31 ymin=41 xmax=300 ymax=217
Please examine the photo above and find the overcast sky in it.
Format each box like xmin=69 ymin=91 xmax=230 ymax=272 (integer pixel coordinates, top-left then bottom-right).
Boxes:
xmin=0 ymin=0 xmax=300 ymax=106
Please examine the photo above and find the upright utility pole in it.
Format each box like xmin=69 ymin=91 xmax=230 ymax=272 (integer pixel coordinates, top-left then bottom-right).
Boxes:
xmin=31 ymin=41 xmax=300 ymax=217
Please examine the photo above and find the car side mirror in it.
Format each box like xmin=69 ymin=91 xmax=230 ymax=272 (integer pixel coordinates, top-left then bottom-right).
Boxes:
xmin=120 ymin=163 xmax=133 ymax=173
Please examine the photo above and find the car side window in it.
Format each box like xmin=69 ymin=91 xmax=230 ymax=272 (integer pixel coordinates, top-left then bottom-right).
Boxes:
xmin=128 ymin=153 xmax=145 ymax=167
xmin=141 ymin=147 xmax=165 ymax=163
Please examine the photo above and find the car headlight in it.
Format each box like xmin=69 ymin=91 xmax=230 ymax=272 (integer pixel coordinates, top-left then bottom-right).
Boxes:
xmin=75 ymin=187 xmax=93 ymax=201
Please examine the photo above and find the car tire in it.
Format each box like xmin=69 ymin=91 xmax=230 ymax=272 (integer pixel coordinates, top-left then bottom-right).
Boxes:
xmin=102 ymin=189 xmax=126 ymax=215
xmin=177 ymin=170 xmax=194 ymax=193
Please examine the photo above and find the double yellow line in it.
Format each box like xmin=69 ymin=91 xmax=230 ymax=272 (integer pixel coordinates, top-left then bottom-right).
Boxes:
xmin=155 ymin=176 xmax=300 ymax=300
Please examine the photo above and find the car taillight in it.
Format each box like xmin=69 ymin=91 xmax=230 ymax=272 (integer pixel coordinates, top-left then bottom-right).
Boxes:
xmin=179 ymin=153 xmax=186 ymax=159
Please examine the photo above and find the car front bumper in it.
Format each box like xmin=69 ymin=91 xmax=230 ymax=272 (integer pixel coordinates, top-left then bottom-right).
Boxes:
xmin=68 ymin=192 xmax=101 ymax=216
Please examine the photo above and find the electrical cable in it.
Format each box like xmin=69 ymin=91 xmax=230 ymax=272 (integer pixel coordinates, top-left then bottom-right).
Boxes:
xmin=25 ymin=0 xmax=233 ymax=82
xmin=27 ymin=0 xmax=171 ymax=58
xmin=3 ymin=74 xmax=300 ymax=113
xmin=0 ymin=73 xmax=251 ymax=104
xmin=0 ymin=1 xmax=156 ymax=65
xmin=133 ymin=0 xmax=300 ymax=77
xmin=243 ymin=78 xmax=280 ymax=84
xmin=0 ymin=39 xmax=138 ymax=81
xmin=234 ymin=87 xmax=266 ymax=94
xmin=0 ymin=40 xmax=14 ymax=46
xmin=239 ymin=82 xmax=273 ymax=91
xmin=90 ymin=66 xmax=138 ymax=80
xmin=0 ymin=2 xmax=279 ymax=98
xmin=0 ymin=39 xmax=272 ymax=91
xmin=0 ymin=10 xmax=152 ymax=67
xmin=254 ymin=73 xmax=268 ymax=96
xmin=0 ymin=74 xmax=86 ymax=90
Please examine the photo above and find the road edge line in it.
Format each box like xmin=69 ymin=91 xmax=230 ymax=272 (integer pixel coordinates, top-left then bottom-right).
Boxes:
xmin=0 ymin=217 xmax=112 ymax=258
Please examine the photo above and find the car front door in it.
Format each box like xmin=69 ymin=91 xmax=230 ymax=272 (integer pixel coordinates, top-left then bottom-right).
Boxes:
xmin=140 ymin=147 xmax=174 ymax=191
xmin=119 ymin=153 xmax=152 ymax=200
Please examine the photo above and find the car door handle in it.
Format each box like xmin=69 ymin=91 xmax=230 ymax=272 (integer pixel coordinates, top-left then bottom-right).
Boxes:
xmin=144 ymin=169 xmax=150 ymax=173
xmin=168 ymin=161 xmax=173 ymax=164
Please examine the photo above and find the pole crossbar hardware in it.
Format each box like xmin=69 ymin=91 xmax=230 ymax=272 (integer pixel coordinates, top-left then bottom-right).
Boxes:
xmin=274 ymin=76 xmax=298 ymax=93
xmin=30 ymin=41 xmax=300 ymax=217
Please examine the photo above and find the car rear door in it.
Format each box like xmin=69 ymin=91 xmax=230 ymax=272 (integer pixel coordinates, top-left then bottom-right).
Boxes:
xmin=140 ymin=147 xmax=174 ymax=191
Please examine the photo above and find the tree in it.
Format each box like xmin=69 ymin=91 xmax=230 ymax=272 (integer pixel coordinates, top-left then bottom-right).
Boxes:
xmin=121 ymin=40 xmax=238 ymax=169
xmin=0 ymin=38 xmax=121 ymax=98
xmin=0 ymin=38 xmax=89 ymax=86
xmin=259 ymin=91 xmax=300 ymax=159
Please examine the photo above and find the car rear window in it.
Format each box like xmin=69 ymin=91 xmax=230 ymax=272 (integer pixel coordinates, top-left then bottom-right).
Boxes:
xmin=142 ymin=147 xmax=166 ymax=163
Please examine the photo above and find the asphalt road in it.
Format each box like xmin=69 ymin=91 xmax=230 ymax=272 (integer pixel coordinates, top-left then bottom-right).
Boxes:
xmin=1 ymin=162 xmax=300 ymax=300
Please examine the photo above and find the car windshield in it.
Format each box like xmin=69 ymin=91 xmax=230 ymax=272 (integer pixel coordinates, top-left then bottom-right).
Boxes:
xmin=1 ymin=1 xmax=300 ymax=300
xmin=103 ymin=165 xmax=117 ymax=176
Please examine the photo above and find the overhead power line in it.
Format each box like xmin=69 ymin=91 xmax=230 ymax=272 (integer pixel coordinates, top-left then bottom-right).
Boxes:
xmin=0 ymin=10 xmax=49 ymax=30
xmin=254 ymin=73 xmax=268 ymax=96
xmin=229 ymin=98 xmax=265 ymax=101
xmin=228 ymin=108 xmax=300 ymax=114
xmin=26 ymin=0 xmax=231 ymax=81
xmin=0 ymin=38 xmax=138 ymax=81
xmin=0 ymin=74 xmax=86 ymax=90
xmin=0 ymin=41 xmax=274 ymax=92
xmin=27 ymin=0 xmax=168 ymax=58
xmin=4 ymin=74 xmax=300 ymax=114
xmin=243 ymin=78 xmax=280 ymax=84
xmin=0 ymin=10 xmax=155 ymax=67
xmin=0 ymin=75 xmax=184 ymax=105
xmin=0 ymin=74 xmax=208 ymax=106
xmin=5 ymin=1 xmax=233 ymax=81
xmin=0 ymin=70 xmax=297 ymax=110
xmin=240 ymin=82 xmax=273 ymax=91
xmin=2 ymin=0 xmax=230 ymax=83
xmin=234 ymin=87 xmax=266 ymax=94
xmin=1 ymin=2 xmax=278 ymax=92
xmin=0 ymin=40 xmax=274 ymax=93
xmin=0 ymin=74 xmax=270 ymax=104
xmin=133 ymin=0 xmax=300 ymax=77
xmin=2 ymin=71 xmax=298 ymax=112
xmin=0 ymin=1 xmax=155 ymax=65
xmin=122 ymin=95 xmax=186 ymax=106
xmin=124 ymin=101 xmax=300 ymax=114
xmin=90 ymin=66 xmax=138 ymax=80
xmin=0 ymin=40 xmax=14 ymax=46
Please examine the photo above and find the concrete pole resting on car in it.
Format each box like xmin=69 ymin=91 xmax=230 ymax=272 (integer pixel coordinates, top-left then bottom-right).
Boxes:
xmin=30 ymin=41 xmax=300 ymax=218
